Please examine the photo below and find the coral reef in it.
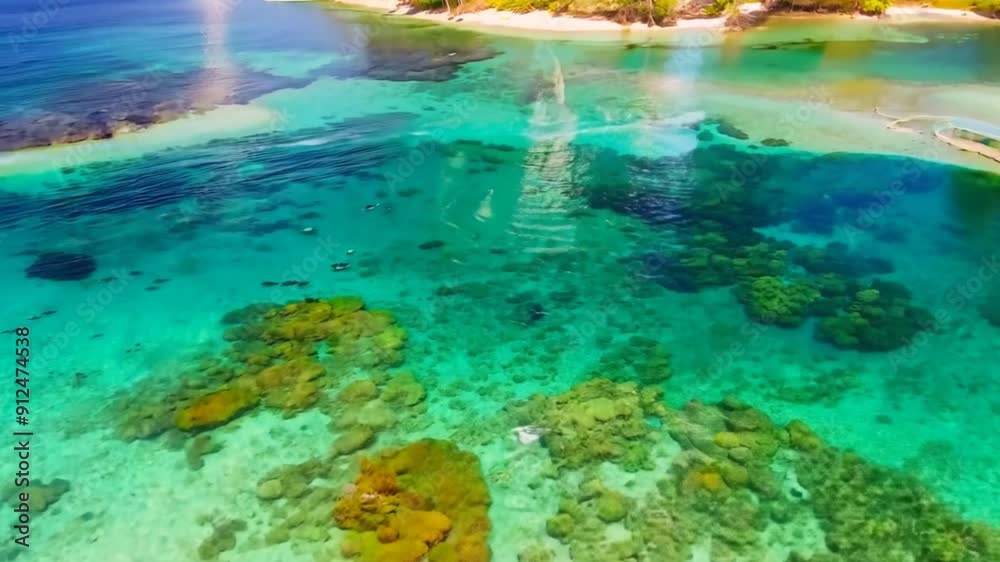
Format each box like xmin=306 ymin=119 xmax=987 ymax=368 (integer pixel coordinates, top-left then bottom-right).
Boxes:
xmin=327 ymin=371 xmax=428 ymax=457
xmin=254 ymin=458 xmax=341 ymax=545
xmin=111 ymin=295 xmax=408 ymax=440
xmin=507 ymin=379 xmax=666 ymax=471
xmin=815 ymin=280 xmax=936 ymax=351
xmin=595 ymin=336 xmax=672 ymax=385
xmin=795 ymin=433 xmax=1000 ymax=562
xmin=735 ymin=276 xmax=820 ymax=327
xmin=665 ymin=397 xmax=786 ymax=499
xmin=333 ymin=439 xmax=491 ymax=562
xmin=175 ymin=387 xmax=257 ymax=431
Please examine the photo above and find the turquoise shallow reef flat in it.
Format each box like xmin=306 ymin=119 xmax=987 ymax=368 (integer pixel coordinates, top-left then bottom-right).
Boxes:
xmin=2 ymin=0 xmax=1000 ymax=561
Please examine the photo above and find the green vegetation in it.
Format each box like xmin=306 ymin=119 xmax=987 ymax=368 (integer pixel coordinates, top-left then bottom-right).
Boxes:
xmin=401 ymin=0 xmax=677 ymax=23
xmin=764 ymin=0 xmax=891 ymax=14
xmin=704 ymin=0 xmax=736 ymax=16
xmin=858 ymin=0 xmax=891 ymax=12
xmin=485 ymin=0 xmax=677 ymax=23
xmin=407 ymin=0 xmax=446 ymax=9
xmin=401 ymin=0 xmax=1000 ymax=21
xmin=972 ymin=0 xmax=1000 ymax=16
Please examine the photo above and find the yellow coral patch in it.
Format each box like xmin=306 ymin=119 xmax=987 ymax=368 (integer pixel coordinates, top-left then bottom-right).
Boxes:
xmin=175 ymin=387 xmax=257 ymax=431
xmin=713 ymin=431 xmax=741 ymax=448
xmin=333 ymin=440 xmax=490 ymax=562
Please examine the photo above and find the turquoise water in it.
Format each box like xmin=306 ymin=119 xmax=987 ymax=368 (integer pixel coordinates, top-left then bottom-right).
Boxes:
xmin=3 ymin=1 xmax=1000 ymax=561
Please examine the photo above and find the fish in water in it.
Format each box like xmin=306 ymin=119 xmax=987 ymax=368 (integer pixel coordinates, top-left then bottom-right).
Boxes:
xmin=41 ymin=310 xmax=57 ymax=316
xmin=99 ymin=276 xmax=115 ymax=283
xmin=280 ymin=280 xmax=299 ymax=287
xmin=418 ymin=240 xmax=445 ymax=250
xmin=129 ymin=270 xmax=143 ymax=276
xmin=261 ymin=281 xmax=279 ymax=287
xmin=332 ymin=262 xmax=351 ymax=272
xmin=364 ymin=203 xmax=380 ymax=212
xmin=527 ymin=303 xmax=547 ymax=323
xmin=153 ymin=278 xmax=169 ymax=284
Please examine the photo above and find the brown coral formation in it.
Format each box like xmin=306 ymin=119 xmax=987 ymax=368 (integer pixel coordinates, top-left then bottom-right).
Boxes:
xmin=333 ymin=439 xmax=491 ymax=562
xmin=110 ymin=296 xmax=407 ymax=440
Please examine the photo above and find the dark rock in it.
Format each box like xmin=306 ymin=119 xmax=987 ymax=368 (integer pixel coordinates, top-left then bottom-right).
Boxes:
xmin=418 ymin=240 xmax=445 ymax=250
xmin=715 ymin=119 xmax=750 ymax=140
xmin=25 ymin=252 xmax=96 ymax=281
xmin=761 ymin=138 xmax=790 ymax=147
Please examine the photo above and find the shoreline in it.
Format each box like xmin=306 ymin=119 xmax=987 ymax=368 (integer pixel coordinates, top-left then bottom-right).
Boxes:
xmin=326 ymin=0 xmax=999 ymax=37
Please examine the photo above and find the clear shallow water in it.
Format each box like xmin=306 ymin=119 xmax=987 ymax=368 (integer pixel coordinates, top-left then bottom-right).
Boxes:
xmin=3 ymin=1 xmax=1000 ymax=561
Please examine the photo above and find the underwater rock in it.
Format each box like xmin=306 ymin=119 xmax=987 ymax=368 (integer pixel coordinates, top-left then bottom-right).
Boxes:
xmin=381 ymin=372 xmax=426 ymax=407
xmin=333 ymin=426 xmax=375 ymax=456
xmin=25 ymin=252 xmax=96 ymax=281
xmin=337 ymin=380 xmax=379 ymax=404
xmin=761 ymin=138 xmax=790 ymax=147
xmin=197 ymin=518 xmax=246 ymax=560
xmin=185 ymin=434 xmax=223 ymax=471
xmin=518 ymin=544 xmax=556 ymax=562
xmin=333 ymin=439 xmax=491 ymax=562
xmin=546 ymin=513 xmax=575 ymax=540
xmin=256 ymin=479 xmax=284 ymax=501
xmin=713 ymin=119 xmax=750 ymax=140
xmin=2 ymin=479 xmax=70 ymax=513
xmin=255 ymin=458 xmax=326 ymax=504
